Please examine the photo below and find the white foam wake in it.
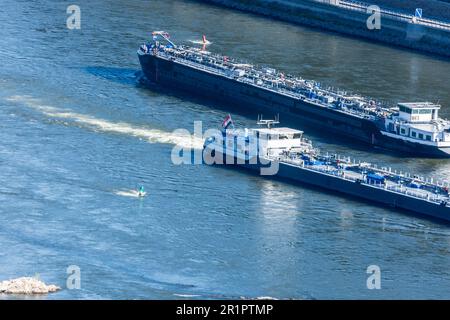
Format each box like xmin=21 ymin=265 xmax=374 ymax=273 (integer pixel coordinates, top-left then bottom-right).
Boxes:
xmin=114 ymin=189 xmax=144 ymax=198
xmin=189 ymin=39 xmax=212 ymax=46
xmin=6 ymin=95 xmax=204 ymax=150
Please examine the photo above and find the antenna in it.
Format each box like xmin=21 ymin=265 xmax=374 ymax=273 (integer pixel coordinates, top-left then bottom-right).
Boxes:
xmin=257 ymin=114 xmax=280 ymax=129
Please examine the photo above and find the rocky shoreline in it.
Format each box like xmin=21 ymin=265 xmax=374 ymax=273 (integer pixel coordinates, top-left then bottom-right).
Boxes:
xmin=0 ymin=277 xmax=60 ymax=295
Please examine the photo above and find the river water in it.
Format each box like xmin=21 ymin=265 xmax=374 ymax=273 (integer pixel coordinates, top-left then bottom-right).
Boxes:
xmin=1 ymin=0 xmax=450 ymax=299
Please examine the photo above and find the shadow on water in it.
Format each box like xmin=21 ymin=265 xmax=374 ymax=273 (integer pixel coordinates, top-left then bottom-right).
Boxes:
xmin=84 ymin=66 xmax=141 ymax=86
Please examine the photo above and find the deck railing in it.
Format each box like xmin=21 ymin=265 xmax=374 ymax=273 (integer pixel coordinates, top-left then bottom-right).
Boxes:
xmin=318 ymin=0 xmax=450 ymax=31
xmin=151 ymin=49 xmax=382 ymax=120
xmin=273 ymin=154 xmax=450 ymax=206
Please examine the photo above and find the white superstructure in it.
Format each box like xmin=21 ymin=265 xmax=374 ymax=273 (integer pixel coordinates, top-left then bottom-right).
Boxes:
xmin=382 ymin=102 xmax=450 ymax=150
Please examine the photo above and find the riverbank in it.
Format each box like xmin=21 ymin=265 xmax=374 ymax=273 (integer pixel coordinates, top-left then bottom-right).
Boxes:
xmin=197 ymin=0 xmax=450 ymax=57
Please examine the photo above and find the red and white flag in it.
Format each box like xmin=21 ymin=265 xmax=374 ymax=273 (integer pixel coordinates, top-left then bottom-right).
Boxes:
xmin=222 ymin=114 xmax=233 ymax=130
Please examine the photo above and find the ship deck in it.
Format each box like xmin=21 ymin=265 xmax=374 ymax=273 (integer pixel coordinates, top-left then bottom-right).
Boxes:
xmin=278 ymin=156 xmax=450 ymax=206
xmin=145 ymin=47 xmax=387 ymax=121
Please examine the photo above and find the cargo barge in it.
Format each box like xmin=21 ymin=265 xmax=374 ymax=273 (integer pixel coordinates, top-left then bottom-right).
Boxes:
xmin=203 ymin=115 xmax=450 ymax=222
xmin=138 ymin=31 xmax=450 ymax=157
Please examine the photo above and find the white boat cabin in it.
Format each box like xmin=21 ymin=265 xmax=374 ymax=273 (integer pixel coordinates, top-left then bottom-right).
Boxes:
xmin=383 ymin=102 xmax=450 ymax=146
xmin=398 ymin=102 xmax=440 ymax=123
xmin=251 ymin=127 xmax=308 ymax=156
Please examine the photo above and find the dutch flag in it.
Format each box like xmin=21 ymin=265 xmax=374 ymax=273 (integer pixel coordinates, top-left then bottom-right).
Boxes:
xmin=222 ymin=114 xmax=233 ymax=130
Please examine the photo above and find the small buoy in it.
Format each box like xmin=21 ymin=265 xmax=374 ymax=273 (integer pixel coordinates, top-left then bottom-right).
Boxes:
xmin=138 ymin=186 xmax=147 ymax=197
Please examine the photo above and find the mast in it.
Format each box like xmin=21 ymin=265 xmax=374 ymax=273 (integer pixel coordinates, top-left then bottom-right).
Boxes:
xmin=152 ymin=31 xmax=176 ymax=48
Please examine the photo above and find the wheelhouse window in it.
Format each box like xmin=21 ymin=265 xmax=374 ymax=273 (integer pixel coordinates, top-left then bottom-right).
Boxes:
xmin=268 ymin=134 xmax=279 ymax=140
xmin=399 ymin=106 xmax=412 ymax=114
